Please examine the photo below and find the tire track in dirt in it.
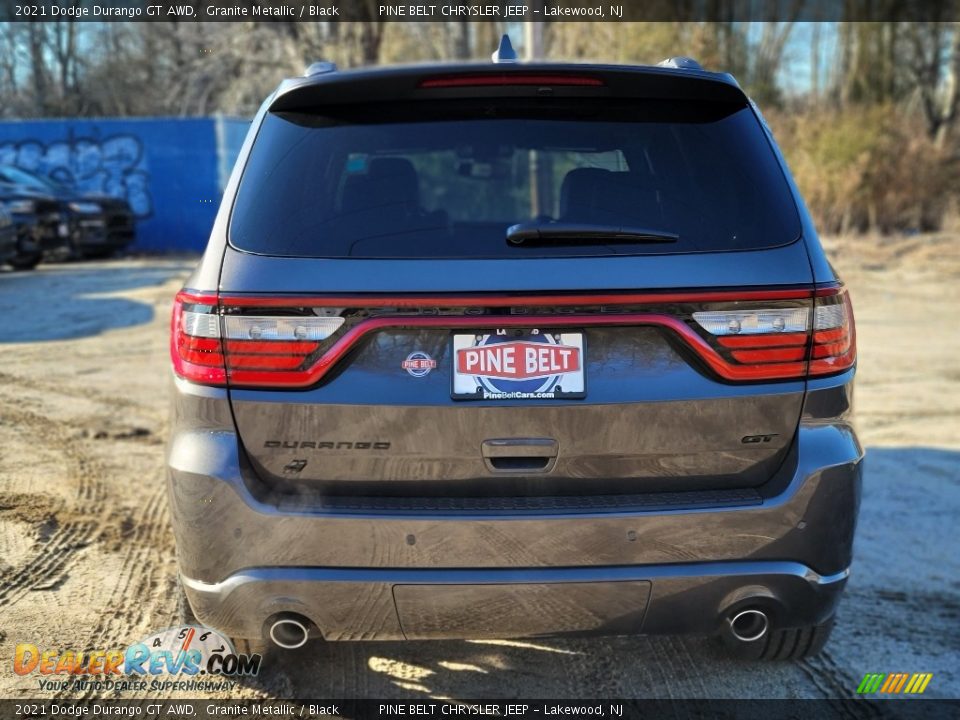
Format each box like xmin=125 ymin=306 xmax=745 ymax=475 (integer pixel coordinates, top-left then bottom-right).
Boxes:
xmin=0 ymin=370 xmax=148 ymax=414
xmin=0 ymin=394 xmax=106 ymax=609
xmin=669 ymin=636 xmax=711 ymax=697
xmin=0 ymin=521 xmax=92 ymax=605
xmin=0 ymin=263 xmax=191 ymax=700
xmin=798 ymin=650 xmax=880 ymax=720
xmin=0 ymin=369 xmax=174 ymax=700
xmin=64 ymin=481 xmax=176 ymax=701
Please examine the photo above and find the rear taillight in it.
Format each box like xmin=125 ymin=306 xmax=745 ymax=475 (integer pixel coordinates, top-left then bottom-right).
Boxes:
xmin=809 ymin=287 xmax=856 ymax=376
xmin=172 ymin=292 xmax=346 ymax=386
xmin=691 ymin=286 xmax=855 ymax=380
xmin=222 ymin=313 xmax=343 ymax=379
xmin=171 ymin=291 xmax=225 ymax=385
xmin=172 ymin=288 xmax=855 ymax=388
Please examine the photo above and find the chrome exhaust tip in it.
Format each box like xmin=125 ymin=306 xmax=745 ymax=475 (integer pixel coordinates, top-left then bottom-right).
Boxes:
xmin=728 ymin=608 xmax=769 ymax=642
xmin=268 ymin=615 xmax=310 ymax=649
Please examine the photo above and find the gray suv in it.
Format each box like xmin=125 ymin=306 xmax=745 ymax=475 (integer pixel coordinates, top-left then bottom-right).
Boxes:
xmin=168 ymin=50 xmax=860 ymax=660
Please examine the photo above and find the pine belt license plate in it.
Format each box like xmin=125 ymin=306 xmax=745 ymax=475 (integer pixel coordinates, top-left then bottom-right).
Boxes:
xmin=451 ymin=330 xmax=586 ymax=401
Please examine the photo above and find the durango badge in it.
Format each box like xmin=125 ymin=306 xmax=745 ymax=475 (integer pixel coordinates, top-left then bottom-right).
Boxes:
xmin=402 ymin=351 xmax=437 ymax=377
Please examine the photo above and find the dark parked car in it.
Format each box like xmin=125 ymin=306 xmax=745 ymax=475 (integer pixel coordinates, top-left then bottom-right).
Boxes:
xmin=0 ymin=204 xmax=18 ymax=267
xmin=0 ymin=184 xmax=68 ymax=269
xmin=0 ymin=165 xmax=136 ymax=258
xmin=168 ymin=44 xmax=860 ymax=660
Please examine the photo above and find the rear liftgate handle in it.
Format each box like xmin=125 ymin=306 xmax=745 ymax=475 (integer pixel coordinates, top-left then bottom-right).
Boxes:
xmin=481 ymin=438 xmax=559 ymax=473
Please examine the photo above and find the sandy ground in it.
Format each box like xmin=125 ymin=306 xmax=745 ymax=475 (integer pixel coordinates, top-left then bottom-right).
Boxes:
xmin=0 ymin=236 xmax=958 ymax=701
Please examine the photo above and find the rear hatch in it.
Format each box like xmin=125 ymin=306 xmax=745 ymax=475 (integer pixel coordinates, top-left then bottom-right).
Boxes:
xmin=212 ymin=66 xmax=823 ymax=503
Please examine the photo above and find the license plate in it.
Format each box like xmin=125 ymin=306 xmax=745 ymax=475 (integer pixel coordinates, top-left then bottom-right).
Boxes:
xmin=451 ymin=330 xmax=585 ymax=401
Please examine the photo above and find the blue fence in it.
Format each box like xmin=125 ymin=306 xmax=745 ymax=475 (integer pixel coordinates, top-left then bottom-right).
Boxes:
xmin=0 ymin=116 xmax=249 ymax=252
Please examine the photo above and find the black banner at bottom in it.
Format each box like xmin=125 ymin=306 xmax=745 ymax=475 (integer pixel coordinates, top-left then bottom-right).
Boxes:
xmin=3 ymin=699 xmax=960 ymax=720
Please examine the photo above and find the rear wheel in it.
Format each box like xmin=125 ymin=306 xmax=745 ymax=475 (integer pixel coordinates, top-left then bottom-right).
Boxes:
xmin=78 ymin=246 xmax=116 ymax=260
xmin=721 ymin=617 xmax=835 ymax=661
xmin=8 ymin=250 xmax=41 ymax=270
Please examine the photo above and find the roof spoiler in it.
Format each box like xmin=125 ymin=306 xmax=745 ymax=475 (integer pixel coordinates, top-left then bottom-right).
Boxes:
xmin=269 ymin=62 xmax=746 ymax=113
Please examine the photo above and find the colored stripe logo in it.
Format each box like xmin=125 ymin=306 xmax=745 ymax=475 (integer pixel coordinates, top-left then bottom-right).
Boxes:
xmin=857 ymin=673 xmax=933 ymax=694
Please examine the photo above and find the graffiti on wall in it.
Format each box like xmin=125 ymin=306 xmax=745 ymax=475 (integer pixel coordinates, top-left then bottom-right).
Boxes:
xmin=0 ymin=133 xmax=152 ymax=218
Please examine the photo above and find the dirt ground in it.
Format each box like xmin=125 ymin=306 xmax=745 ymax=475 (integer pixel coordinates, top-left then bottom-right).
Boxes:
xmin=0 ymin=235 xmax=958 ymax=701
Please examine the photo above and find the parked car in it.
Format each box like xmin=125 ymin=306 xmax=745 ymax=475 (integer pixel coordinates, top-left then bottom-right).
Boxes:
xmin=0 ymin=184 xmax=68 ymax=269
xmin=0 ymin=165 xmax=136 ymax=258
xmin=0 ymin=204 xmax=18 ymax=267
xmin=168 ymin=41 xmax=861 ymax=660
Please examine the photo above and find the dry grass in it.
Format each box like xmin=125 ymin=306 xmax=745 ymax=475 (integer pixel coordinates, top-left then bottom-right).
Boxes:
xmin=768 ymin=107 xmax=959 ymax=235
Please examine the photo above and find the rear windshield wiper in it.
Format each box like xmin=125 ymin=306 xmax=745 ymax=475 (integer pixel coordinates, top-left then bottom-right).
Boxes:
xmin=506 ymin=222 xmax=679 ymax=247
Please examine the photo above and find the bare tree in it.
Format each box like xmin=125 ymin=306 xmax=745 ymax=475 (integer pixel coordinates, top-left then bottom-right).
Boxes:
xmin=906 ymin=21 xmax=960 ymax=146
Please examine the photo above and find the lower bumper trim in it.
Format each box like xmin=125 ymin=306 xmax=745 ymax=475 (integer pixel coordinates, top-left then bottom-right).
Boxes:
xmin=182 ymin=560 xmax=849 ymax=594
xmin=182 ymin=561 xmax=849 ymax=642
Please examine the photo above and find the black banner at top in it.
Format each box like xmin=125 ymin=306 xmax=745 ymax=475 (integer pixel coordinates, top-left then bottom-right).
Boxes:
xmin=2 ymin=0 xmax=960 ymax=23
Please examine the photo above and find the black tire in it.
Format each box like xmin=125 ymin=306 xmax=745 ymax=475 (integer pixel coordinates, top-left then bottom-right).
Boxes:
xmin=79 ymin=247 xmax=116 ymax=260
xmin=8 ymin=251 xmax=41 ymax=270
xmin=722 ymin=617 xmax=835 ymax=661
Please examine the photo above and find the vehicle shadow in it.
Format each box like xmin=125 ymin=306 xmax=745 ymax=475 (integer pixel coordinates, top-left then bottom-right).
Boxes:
xmin=235 ymin=633 xmax=729 ymax=699
xmin=0 ymin=260 xmax=196 ymax=342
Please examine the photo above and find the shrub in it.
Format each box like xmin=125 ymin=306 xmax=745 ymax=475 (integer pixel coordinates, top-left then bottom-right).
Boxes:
xmin=766 ymin=106 xmax=958 ymax=234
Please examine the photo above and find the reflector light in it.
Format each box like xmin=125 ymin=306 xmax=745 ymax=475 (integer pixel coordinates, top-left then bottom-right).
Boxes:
xmin=223 ymin=315 xmax=344 ymax=342
xmin=182 ymin=311 xmax=220 ymax=338
xmin=814 ymin=303 xmax=846 ymax=330
xmin=809 ymin=288 xmax=856 ymax=376
xmin=171 ymin=291 xmax=226 ymax=385
xmin=692 ymin=308 xmax=809 ymax=336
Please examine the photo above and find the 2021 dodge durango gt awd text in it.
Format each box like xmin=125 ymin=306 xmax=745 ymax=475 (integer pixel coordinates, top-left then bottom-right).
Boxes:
xmin=167 ymin=52 xmax=861 ymax=660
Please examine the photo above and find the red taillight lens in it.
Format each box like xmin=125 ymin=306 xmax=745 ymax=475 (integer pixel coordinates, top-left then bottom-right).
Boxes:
xmin=221 ymin=312 xmax=344 ymax=386
xmin=692 ymin=304 xmax=810 ymax=379
xmin=171 ymin=291 xmax=226 ymax=385
xmin=171 ymin=293 xmax=346 ymax=387
xmin=691 ymin=286 xmax=856 ymax=380
xmin=809 ymin=287 xmax=856 ymax=375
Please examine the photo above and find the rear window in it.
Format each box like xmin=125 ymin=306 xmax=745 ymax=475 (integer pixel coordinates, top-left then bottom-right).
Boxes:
xmin=229 ymin=99 xmax=800 ymax=258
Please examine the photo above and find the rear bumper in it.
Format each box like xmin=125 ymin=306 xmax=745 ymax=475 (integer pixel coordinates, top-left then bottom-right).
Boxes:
xmin=75 ymin=215 xmax=135 ymax=250
xmin=168 ymin=376 xmax=863 ymax=641
xmin=182 ymin=561 xmax=848 ymax=641
xmin=0 ymin=225 xmax=16 ymax=262
xmin=14 ymin=212 xmax=70 ymax=252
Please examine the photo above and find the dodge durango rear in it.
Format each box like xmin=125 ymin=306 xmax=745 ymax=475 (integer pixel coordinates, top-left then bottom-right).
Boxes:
xmin=167 ymin=45 xmax=861 ymax=659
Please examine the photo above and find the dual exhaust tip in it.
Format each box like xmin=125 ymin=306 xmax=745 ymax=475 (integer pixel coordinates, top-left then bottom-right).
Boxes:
xmin=268 ymin=614 xmax=311 ymax=649
xmin=727 ymin=608 xmax=769 ymax=643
